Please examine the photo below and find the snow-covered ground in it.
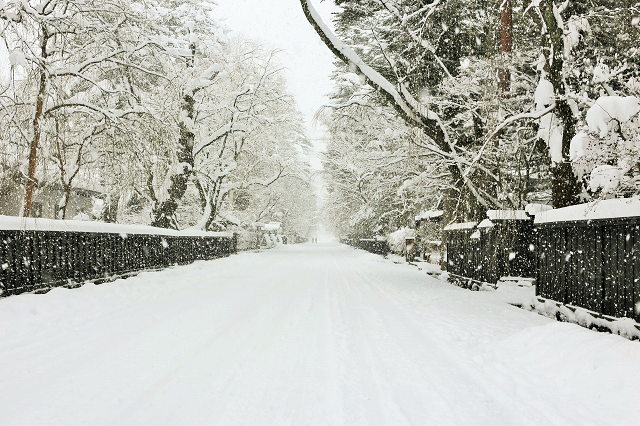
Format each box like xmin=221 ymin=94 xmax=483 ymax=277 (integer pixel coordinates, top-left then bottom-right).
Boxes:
xmin=1 ymin=244 xmax=639 ymax=426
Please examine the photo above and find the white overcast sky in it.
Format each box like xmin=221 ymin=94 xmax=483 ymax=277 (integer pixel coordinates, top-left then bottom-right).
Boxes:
xmin=215 ymin=0 xmax=339 ymax=145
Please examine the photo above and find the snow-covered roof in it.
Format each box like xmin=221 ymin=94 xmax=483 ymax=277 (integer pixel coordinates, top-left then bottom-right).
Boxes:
xmin=444 ymin=222 xmax=477 ymax=231
xmin=534 ymin=197 xmax=640 ymax=224
xmin=470 ymin=230 xmax=481 ymax=240
xmin=262 ymin=222 xmax=281 ymax=232
xmin=486 ymin=210 xmax=530 ymax=221
xmin=388 ymin=228 xmax=415 ymax=240
xmin=477 ymin=219 xmax=494 ymax=229
xmin=0 ymin=215 xmax=232 ymax=238
xmin=415 ymin=210 xmax=443 ymax=221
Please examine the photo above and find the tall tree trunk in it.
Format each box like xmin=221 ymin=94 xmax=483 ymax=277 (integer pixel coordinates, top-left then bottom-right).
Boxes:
xmin=538 ymin=1 xmax=581 ymax=208
xmin=101 ymin=195 xmax=118 ymax=223
xmin=23 ymin=31 xmax=49 ymax=217
xmin=151 ymin=37 xmax=197 ymax=229
xmin=443 ymin=165 xmax=490 ymax=224
xmin=58 ymin=184 xmax=72 ymax=219
xmin=150 ymin=94 xmax=195 ymax=228
xmin=205 ymin=178 xmax=223 ymax=230
xmin=498 ymin=0 xmax=513 ymax=94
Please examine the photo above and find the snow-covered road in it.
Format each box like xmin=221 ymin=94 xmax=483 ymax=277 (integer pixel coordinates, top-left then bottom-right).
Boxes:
xmin=1 ymin=244 xmax=639 ymax=426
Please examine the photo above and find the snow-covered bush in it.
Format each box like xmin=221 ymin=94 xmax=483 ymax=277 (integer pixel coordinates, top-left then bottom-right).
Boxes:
xmin=571 ymin=95 xmax=640 ymax=197
xmin=386 ymin=227 xmax=415 ymax=255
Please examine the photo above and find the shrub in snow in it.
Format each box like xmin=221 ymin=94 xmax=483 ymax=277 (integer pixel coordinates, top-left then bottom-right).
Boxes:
xmin=589 ymin=165 xmax=624 ymax=193
xmin=570 ymin=95 xmax=640 ymax=197
xmin=586 ymin=96 xmax=640 ymax=138
xmin=73 ymin=212 xmax=91 ymax=221
xmin=386 ymin=227 xmax=415 ymax=254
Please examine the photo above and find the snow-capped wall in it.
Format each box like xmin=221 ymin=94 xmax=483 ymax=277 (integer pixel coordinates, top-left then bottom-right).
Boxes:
xmin=534 ymin=197 xmax=640 ymax=224
xmin=0 ymin=216 xmax=232 ymax=238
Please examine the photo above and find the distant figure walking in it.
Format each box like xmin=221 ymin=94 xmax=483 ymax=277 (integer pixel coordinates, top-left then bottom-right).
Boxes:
xmin=309 ymin=225 xmax=318 ymax=244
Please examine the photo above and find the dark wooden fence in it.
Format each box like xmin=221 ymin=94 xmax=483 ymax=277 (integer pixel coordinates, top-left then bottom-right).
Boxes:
xmin=445 ymin=217 xmax=537 ymax=284
xmin=444 ymin=201 xmax=640 ymax=322
xmin=479 ymin=219 xmax=536 ymax=283
xmin=444 ymin=224 xmax=479 ymax=280
xmin=342 ymin=237 xmax=390 ymax=256
xmin=0 ymin=227 xmax=236 ymax=297
xmin=536 ymin=217 xmax=640 ymax=322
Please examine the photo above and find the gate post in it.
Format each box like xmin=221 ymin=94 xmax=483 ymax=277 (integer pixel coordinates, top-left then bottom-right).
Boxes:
xmin=405 ymin=229 xmax=416 ymax=263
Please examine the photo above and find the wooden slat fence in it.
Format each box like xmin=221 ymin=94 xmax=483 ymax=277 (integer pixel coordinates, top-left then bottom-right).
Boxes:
xmin=0 ymin=229 xmax=237 ymax=297
xmin=445 ymin=219 xmax=536 ymax=284
xmin=342 ymin=237 xmax=390 ymax=256
xmin=445 ymin=207 xmax=639 ymax=322
xmin=536 ymin=218 xmax=640 ymax=322
xmin=445 ymin=227 xmax=479 ymax=279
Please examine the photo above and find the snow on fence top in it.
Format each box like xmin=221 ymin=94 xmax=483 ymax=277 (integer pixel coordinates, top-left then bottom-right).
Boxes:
xmin=414 ymin=210 xmax=443 ymax=221
xmin=477 ymin=219 xmax=495 ymax=229
xmin=0 ymin=215 xmax=233 ymax=238
xmin=534 ymin=197 xmax=640 ymax=224
xmin=524 ymin=203 xmax=553 ymax=216
xmin=444 ymin=222 xmax=477 ymax=231
xmin=486 ymin=210 xmax=530 ymax=221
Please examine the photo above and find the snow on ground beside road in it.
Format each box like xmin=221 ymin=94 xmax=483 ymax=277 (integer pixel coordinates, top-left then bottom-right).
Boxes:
xmin=1 ymin=243 xmax=639 ymax=426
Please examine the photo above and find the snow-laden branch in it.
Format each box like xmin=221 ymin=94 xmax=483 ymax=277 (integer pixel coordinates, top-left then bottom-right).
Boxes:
xmin=403 ymin=0 xmax=442 ymax=23
xmin=192 ymin=119 xmax=249 ymax=157
xmin=194 ymin=122 xmax=232 ymax=156
xmin=299 ymin=0 xmax=442 ymax=131
xmin=487 ymin=103 xmax=556 ymax=140
xmin=323 ymin=99 xmax=370 ymax=109
xmin=412 ymin=138 xmax=499 ymax=183
xmin=43 ymin=102 xmax=150 ymax=121
xmin=300 ymin=0 xmax=502 ymax=207
xmin=107 ymin=59 xmax=169 ymax=81
xmin=221 ymin=165 xmax=285 ymax=198
xmin=378 ymin=0 xmax=453 ymax=79
xmin=49 ymin=42 xmax=161 ymax=76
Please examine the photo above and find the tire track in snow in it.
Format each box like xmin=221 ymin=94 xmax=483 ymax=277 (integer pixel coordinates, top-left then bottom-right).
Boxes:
xmin=345 ymin=260 xmax=592 ymax=426
xmin=1 ymin=244 xmax=639 ymax=426
xmin=108 ymin=264 xmax=311 ymax=425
